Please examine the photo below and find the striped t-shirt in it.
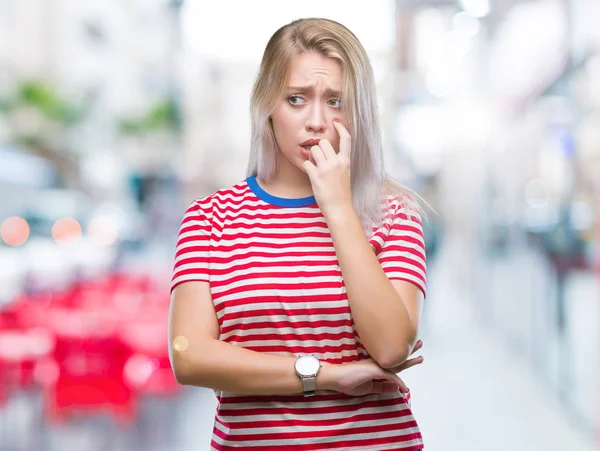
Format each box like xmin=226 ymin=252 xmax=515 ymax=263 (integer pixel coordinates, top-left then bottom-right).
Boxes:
xmin=171 ymin=176 xmax=427 ymax=450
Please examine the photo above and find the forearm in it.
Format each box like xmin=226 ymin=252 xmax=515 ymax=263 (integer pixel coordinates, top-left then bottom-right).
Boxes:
xmin=325 ymin=206 xmax=417 ymax=368
xmin=172 ymin=337 xmax=337 ymax=395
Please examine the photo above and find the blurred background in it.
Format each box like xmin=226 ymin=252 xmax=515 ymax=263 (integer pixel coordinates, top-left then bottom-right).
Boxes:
xmin=0 ymin=0 xmax=598 ymax=450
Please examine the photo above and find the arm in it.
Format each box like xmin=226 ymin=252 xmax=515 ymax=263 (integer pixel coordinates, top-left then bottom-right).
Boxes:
xmin=169 ymin=281 xmax=304 ymax=394
xmin=168 ymin=281 xmax=409 ymax=395
xmin=325 ymin=206 xmax=424 ymax=369
xmin=303 ymin=121 xmax=425 ymax=369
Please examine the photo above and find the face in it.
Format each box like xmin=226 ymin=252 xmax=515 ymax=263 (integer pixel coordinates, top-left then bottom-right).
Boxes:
xmin=270 ymin=51 xmax=348 ymax=174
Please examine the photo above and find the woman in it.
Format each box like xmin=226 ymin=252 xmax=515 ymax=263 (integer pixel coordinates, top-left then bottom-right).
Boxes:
xmin=169 ymin=18 xmax=427 ymax=450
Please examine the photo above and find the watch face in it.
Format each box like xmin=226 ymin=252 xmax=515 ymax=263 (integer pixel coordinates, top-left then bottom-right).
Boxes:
xmin=295 ymin=356 xmax=320 ymax=376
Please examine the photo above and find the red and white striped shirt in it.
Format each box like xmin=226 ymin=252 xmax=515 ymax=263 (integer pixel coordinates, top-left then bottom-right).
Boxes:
xmin=171 ymin=176 xmax=427 ymax=450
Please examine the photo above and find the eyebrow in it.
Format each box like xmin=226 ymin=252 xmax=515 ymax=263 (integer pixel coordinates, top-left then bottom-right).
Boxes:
xmin=286 ymin=86 xmax=341 ymax=97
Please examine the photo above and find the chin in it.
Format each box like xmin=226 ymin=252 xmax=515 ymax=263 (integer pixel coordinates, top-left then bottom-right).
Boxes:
xmin=278 ymin=150 xmax=308 ymax=174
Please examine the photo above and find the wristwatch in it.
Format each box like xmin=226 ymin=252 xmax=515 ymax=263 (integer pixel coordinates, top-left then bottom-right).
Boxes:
xmin=294 ymin=355 xmax=321 ymax=397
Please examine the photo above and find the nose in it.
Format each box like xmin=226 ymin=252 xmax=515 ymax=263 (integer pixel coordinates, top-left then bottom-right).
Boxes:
xmin=305 ymin=103 xmax=326 ymax=133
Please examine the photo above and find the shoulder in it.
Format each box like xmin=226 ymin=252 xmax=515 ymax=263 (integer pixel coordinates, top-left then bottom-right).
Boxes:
xmin=186 ymin=179 xmax=251 ymax=215
xmin=381 ymin=192 xmax=423 ymax=226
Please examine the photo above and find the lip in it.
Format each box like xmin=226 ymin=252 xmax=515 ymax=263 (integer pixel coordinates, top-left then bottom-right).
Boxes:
xmin=300 ymin=138 xmax=322 ymax=147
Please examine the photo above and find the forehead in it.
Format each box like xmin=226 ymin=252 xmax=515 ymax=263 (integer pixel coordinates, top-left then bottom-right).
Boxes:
xmin=287 ymin=52 xmax=342 ymax=88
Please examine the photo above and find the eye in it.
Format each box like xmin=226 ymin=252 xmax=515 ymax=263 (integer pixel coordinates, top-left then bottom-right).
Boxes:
xmin=287 ymin=95 xmax=306 ymax=106
xmin=328 ymin=98 xmax=342 ymax=109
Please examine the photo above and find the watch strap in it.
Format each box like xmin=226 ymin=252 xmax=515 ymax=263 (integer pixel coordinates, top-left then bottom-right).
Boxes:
xmin=301 ymin=375 xmax=317 ymax=396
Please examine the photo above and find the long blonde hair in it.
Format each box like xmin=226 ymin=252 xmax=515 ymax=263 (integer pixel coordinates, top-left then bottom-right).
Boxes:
xmin=247 ymin=18 xmax=425 ymax=229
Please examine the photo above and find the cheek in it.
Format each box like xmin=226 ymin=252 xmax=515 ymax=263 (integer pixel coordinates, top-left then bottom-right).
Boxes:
xmin=271 ymin=120 xmax=286 ymax=146
xmin=274 ymin=120 xmax=303 ymax=150
xmin=272 ymin=113 xmax=294 ymax=139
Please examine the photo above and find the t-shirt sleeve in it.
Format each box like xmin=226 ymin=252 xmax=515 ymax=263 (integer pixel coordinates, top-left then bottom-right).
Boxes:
xmin=171 ymin=198 xmax=212 ymax=293
xmin=375 ymin=199 xmax=427 ymax=298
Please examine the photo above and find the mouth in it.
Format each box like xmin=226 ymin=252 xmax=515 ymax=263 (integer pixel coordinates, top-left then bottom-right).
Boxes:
xmin=299 ymin=145 xmax=311 ymax=158
xmin=301 ymin=139 xmax=321 ymax=147
xmin=300 ymin=139 xmax=321 ymax=157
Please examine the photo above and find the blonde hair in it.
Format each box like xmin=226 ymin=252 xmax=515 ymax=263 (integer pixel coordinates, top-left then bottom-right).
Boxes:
xmin=247 ymin=18 xmax=426 ymax=229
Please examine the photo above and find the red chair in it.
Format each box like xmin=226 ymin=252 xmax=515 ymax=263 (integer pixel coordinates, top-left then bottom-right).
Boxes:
xmin=43 ymin=308 xmax=136 ymax=427
xmin=0 ymin=301 xmax=56 ymax=391
xmin=0 ymin=316 xmax=9 ymax=407
xmin=120 ymin=311 xmax=180 ymax=397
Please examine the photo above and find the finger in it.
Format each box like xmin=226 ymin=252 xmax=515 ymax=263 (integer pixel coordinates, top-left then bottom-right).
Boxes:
xmin=391 ymin=356 xmax=423 ymax=374
xmin=395 ymin=377 xmax=409 ymax=393
xmin=310 ymin=145 xmax=326 ymax=166
xmin=333 ymin=120 xmax=351 ymax=158
xmin=376 ymin=367 xmax=409 ymax=393
xmin=410 ymin=340 xmax=423 ymax=355
xmin=372 ymin=381 xmax=399 ymax=394
xmin=384 ymin=370 xmax=409 ymax=393
xmin=302 ymin=160 xmax=317 ymax=178
xmin=318 ymin=138 xmax=337 ymax=160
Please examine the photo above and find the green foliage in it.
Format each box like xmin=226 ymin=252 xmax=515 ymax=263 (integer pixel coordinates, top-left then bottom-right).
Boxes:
xmin=118 ymin=97 xmax=181 ymax=135
xmin=17 ymin=81 xmax=84 ymax=124
xmin=0 ymin=80 xmax=85 ymax=125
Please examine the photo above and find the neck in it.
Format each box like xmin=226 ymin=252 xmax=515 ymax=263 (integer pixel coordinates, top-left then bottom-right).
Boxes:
xmin=258 ymin=160 xmax=313 ymax=199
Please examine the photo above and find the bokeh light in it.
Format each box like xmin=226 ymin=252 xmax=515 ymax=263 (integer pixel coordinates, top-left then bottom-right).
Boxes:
xmin=52 ymin=218 xmax=82 ymax=244
xmin=1 ymin=216 xmax=30 ymax=246
xmin=88 ymin=216 xmax=119 ymax=246
xmin=173 ymin=336 xmax=189 ymax=352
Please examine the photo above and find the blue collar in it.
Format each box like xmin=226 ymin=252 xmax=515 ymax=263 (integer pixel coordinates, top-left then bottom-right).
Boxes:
xmin=246 ymin=176 xmax=316 ymax=208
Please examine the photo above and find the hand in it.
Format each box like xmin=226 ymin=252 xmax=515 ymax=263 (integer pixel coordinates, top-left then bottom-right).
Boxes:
xmin=323 ymin=358 xmax=409 ymax=397
xmin=318 ymin=340 xmax=424 ymax=396
xmin=302 ymin=120 xmax=352 ymax=217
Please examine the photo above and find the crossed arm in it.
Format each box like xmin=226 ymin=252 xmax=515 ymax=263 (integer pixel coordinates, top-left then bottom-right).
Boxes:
xmin=169 ymin=280 xmax=423 ymax=396
xmin=325 ymin=205 xmax=424 ymax=369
